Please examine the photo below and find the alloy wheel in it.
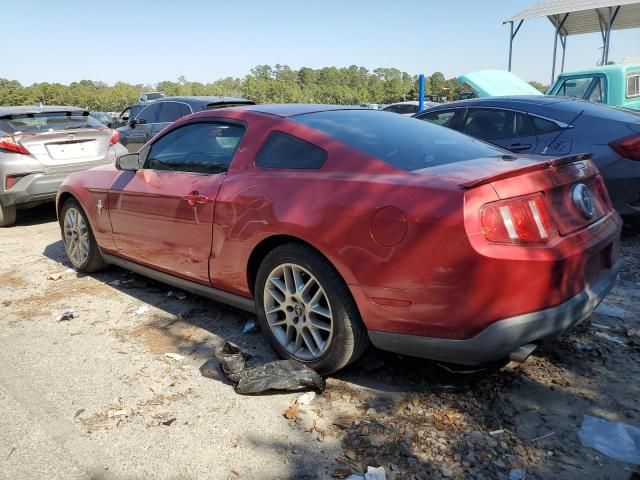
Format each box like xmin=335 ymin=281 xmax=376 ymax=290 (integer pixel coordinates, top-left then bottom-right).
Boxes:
xmin=63 ymin=207 xmax=90 ymax=266
xmin=262 ymin=263 xmax=333 ymax=361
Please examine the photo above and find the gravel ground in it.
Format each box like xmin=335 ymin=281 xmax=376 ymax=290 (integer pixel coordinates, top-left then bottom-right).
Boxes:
xmin=0 ymin=204 xmax=639 ymax=480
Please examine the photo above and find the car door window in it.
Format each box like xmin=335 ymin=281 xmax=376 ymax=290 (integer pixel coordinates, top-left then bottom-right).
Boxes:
xmin=557 ymin=77 xmax=595 ymax=99
xmin=158 ymin=102 xmax=185 ymax=123
xmin=463 ymin=108 xmax=533 ymax=141
xmin=136 ymin=103 xmax=161 ymax=124
xmin=417 ymin=109 xmax=458 ymax=128
xmin=145 ymin=122 xmax=245 ymax=174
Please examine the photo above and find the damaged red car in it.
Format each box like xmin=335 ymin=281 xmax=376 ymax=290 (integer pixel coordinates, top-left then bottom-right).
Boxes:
xmin=57 ymin=105 xmax=622 ymax=374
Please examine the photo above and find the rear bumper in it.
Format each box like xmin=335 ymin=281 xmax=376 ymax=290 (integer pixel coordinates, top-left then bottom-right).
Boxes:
xmin=0 ymin=158 xmax=116 ymax=207
xmin=369 ymin=260 xmax=621 ymax=365
xmin=0 ymin=172 xmax=68 ymax=206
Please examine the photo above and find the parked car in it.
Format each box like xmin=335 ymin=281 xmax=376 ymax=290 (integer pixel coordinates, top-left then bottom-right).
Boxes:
xmin=118 ymin=96 xmax=255 ymax=152
xmin=57 ymin=105 xmax=621 ymax=373
xmin=547 ymin=64 xmax=640 ymax=111
xmin=0 ymin=106 xmax=126 ymax=227
xmin=112 ymin=103 xmax=145 ymax=129
xmin=138 ymin=92 xmax=165 ymax=103
xmin=382 ymin=101 xmax=440 ymax=116
xmin=414 ymin=96 xmax=640 ymax=218
xmin=89 ymin=111 xmax=114 ymax=128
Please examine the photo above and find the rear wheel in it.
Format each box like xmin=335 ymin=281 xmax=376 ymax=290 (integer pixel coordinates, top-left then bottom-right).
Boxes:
xmin=255 ymin=243 xmax=369 ymax=375
xmin=0 ymin=203 xmax=17 ymax=227
xmin=60 ymin=199 xmax=106 ymax=273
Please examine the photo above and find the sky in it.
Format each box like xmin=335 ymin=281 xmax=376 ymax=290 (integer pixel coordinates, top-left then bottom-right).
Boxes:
xmin=6 ymin=0 xmax=639 ymax=86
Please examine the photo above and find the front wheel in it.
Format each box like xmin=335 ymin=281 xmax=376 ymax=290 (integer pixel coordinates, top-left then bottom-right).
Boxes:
xmin=60 ymin=199 xmax=107 ymax=273
xmin=255 ymin=243 xmax=369 ymax=375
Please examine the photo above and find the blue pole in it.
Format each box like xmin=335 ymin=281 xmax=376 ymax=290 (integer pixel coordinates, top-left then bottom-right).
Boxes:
xmin=418 ymin=74 xmax=425 ymax=112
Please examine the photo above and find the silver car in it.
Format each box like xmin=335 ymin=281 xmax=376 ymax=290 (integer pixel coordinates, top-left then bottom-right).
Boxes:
xmin=0 ymin=106 xmax=127 ymax=226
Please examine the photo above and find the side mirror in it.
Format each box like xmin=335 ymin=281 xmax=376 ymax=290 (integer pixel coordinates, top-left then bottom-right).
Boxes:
xmin=116 ymin=153 xmax=140 ymax=171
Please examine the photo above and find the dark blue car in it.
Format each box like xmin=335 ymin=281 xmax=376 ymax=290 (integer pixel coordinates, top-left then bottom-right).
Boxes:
xmin=414 ymin=96 xmax=640 ymax=218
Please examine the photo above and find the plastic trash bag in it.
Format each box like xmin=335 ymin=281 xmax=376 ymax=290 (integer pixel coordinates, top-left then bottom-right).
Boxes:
xmin=577 ymin=415 xmax=640 ymax=464
xmin=214 ymin=341 xmax=325 ymax=395
xmin=236 ymin=360 xmax=325 ymax=395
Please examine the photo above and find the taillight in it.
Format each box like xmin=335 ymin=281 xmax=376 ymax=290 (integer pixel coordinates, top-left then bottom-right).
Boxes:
xmin=595 ymin=175 xmax=613 ymax=211
xmin=610 ymin=134 xmax=640 ymax=160
xmin=109 ymin=129 xmax=120 ymax=146
xmin=0 ymin=135 xmax=30 ymax=155
xmin=480 ymin=193 xmax=557 ymax=245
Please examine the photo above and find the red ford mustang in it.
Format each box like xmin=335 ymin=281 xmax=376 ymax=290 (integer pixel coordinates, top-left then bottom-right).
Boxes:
xmin=57 ymin=105 xmax=622 ymax=374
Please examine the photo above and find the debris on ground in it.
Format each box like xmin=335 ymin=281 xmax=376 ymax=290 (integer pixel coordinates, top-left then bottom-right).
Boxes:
xmin=165 ymin=352 xmax=186 ymax=362
xmin=242 ymin=319 xmax=257 ymax=334
xmin=135 ymin=305 xmax=149 ymax=315
xmin=46 ymin=272 xmax=64 ymax=281
xmin=162 ymin=417 xmax=177 ymax=426
xmin=595 ymin=331 xmax=628 ymax=346
xmin=199 ymin=359 xmax=226 ymax=380
xmin=344 ymin=466 xmax=386 ymax=480
xmin=213 ymin=341 xmax=325 ymax=394
xmin=594 ymin=303 xmax=627 ymax=319
xmin=215 ymin=342 xmax=245 ymax=383
xmin=578 ymin=415 xmax=640 ymax=464
xmin=296 ymin=391 xmax=316 ymax=406
xmin=54 ymin=309 xmax=76 ymax=322
xmin=284 ymin=403 xmax=300 ymax=419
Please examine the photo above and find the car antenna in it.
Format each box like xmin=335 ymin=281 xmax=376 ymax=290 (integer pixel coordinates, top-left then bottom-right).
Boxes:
xmin=541 ymin=109 xmax=584 ymax=155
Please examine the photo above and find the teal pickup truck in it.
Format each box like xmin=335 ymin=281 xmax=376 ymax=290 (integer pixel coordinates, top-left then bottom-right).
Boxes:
xmin=459 ymin=65 xmax=640 ymax=110
xmin=547 ymin=64 xmax=640 ymax=110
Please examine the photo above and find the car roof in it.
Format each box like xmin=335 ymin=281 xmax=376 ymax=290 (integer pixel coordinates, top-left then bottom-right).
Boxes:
xmin=557 ymin=64 xmax=640 ymax=76
xmin=229 ymin=104 xmax=365 ymax=117
xmin=156 ymin=96 xmax=253 ymax=106
xmin=0 ymin=105 xmax=86 ymax=117
xmin=433 ymin=96 xmax=569 ymax=108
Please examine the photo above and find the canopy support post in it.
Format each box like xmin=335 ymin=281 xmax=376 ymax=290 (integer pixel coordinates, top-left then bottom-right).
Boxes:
xmin=507 ymin=20 xmax=523 ymax=71
xmin=551 ymin=13 xmax=569 ymax=84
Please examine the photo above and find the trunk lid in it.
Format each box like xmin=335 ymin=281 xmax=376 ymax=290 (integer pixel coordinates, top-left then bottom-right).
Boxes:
xmin=0 ymin=109 xmax=112 ymax=166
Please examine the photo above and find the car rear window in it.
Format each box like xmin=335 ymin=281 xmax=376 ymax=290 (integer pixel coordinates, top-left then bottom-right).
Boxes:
xmin=0 ymin=111 xmax=103 ymax=134
xmin=290 ymin=109 xmax=506 ymax=171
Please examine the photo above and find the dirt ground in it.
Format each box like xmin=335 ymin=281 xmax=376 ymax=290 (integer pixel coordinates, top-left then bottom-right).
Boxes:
xmin=0 ymin=204 xmax=639 ymax=480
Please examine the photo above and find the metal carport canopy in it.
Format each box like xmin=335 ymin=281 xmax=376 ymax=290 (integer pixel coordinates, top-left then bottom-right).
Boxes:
xmin=504 ymin=0 xmax=640 ymax=82
xmin=506 ymin=0 xmax=640 ymax=35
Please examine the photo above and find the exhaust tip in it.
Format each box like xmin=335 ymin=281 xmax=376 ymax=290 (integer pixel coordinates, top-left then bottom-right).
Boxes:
xmin=509 ymin=343 xmax=538 ymax=363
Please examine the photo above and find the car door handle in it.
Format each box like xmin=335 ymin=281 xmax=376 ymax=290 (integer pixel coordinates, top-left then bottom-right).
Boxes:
xmin=509 ymin=143 xmax=531 ymax=152
xmin=183 ymin=191 xmax=209 ymax=206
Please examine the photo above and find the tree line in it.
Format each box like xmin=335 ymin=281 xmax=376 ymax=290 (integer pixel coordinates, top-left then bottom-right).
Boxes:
xmin=0 ymin=65 xmax=547 ymax=112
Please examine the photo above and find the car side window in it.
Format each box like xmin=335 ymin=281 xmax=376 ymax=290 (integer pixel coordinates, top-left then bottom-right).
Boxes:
xmin=530 ymin=115 xmax=562 ymax=134
xmin=145 ymin=122 xmax=245 ymax=174
xmin=588 ymin=78 xmax=604 ymax=103
xmin=627 ymin=74 xmax=640 ymax=98
xmin=158 ymin=102 xmax=185 ymax=123
xmin=463 ymin=109 xmax=533 ymax=141
xmin=417 ymin=110 xmax=458 ymax=128
xmin=181 ymin=103 xmax=193 ymax=117
xmin=136 ymin=103 xmax=161 ymax=124
xmin=396 ymin=104 xmax=418 ymax=115
xmin=256 ymin=131 xmax=327 ymax=169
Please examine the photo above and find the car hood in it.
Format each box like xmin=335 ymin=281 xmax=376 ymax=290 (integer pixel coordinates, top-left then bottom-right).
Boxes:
xmin=459 ymin=70 xmax=544 ymax=98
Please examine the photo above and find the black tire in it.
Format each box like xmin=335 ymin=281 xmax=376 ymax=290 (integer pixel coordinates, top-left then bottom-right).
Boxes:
xmin=255 ymin=243 xmax=369 ymax=375
xmin=0 ymin=203 xmax=17 ymax=227
xmin=59 ymin=199 xmax=107 ymax=273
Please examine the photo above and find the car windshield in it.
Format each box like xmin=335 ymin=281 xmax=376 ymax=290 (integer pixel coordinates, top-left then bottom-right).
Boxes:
xmin=0 ymin=111 xmax=104 ymax=133
xmin=291 ymin=109 xmax=506 ymax=171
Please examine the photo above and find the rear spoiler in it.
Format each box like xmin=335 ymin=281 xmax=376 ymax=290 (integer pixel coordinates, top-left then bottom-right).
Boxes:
xmin=205 ymin=101 xmax=256 ymax=110
xmin=461 ymin=153 xmax=593 ymax=189
xmin=0 ymin=110 xmax=90 ymax=119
